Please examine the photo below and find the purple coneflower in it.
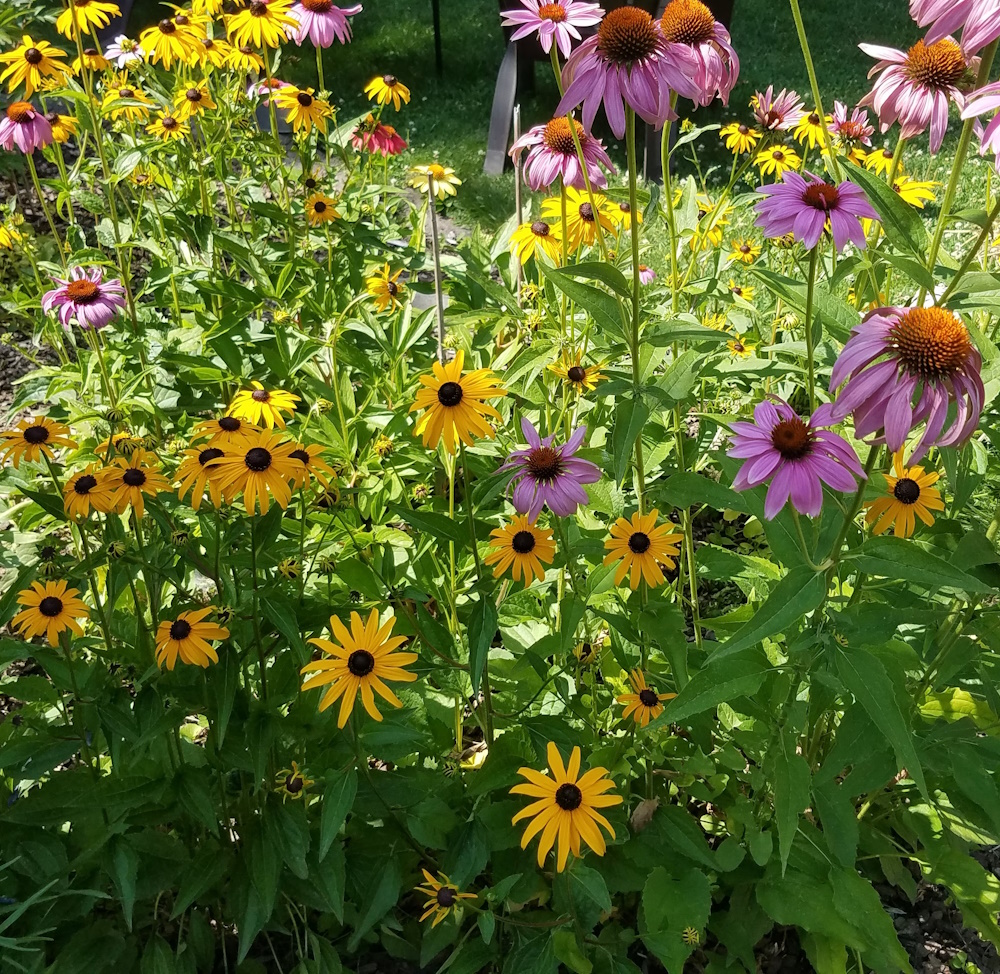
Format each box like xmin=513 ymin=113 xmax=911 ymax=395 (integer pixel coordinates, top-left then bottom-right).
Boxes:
xmin=248 ymin=78 xmax=290 ymax=104
xmin=500 ymin=418 xmax=601 ymax=520
xmin=105 ymin=34 xmax=144 ymax=67
xmin=0 ymin=101 xmax=52 ymax=153
xmin=556 ymin=5 xmax=690 ymax=138
xmin=42 ymin=267 xmax=127 ymax=331
xmin=752 ymin=86 xmax=806 ymax=131
xmin=289 ymin=0 xmax=362 ymax=47
xmin=501 ymin=0 xmax=605 ymax=58
xmin=830 ymin=100 xmax=874 ymax=147
xmin=638 ymin=264 xmax=656 ymax=284
xmin=829 ymin=306 xmax=983 ymax=462
xmin=658 ymin=0 xmax=739 ymax=107
xmin=754 ymin=172 xmax=879 ymax=253
xmin=510 ymin=117 xmax=616 ymax=190
xmin=729 ymin=398 xmax=865 ymax=519
xmin=912 ymin=0 xmax=999 ymax=55
xmin=962 ymin=80 xmax=1000 ymax=167
xmin=859 ymin=38 xmax=974 ymax=153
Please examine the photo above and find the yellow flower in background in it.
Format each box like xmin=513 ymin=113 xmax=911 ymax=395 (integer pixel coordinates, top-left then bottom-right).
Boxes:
xmin=63 ymin=465 xmax=115 ymax=518
xmin=409 ymin=350 xmax=506 ymax=454
xmin=727 ymin=336 xmax=755 ymax=357
xmin=273 ymin=85 xmax=332 ymax=134
xmin=864 ymin=146 xmax=898 ymax=175
xmin=608 ymin=199 xmax=642 ymax=231
xmin=139 ymin=18 xmax=199 ymax=68
xmin=893 ymin=176 xmax=939 ymax=208
xmin=864 ymin=452 xmax=944 ymax=539
xmin=0 ymin=223 xmax=22 ymax=249
xmin=275 ymin=761 xmax=314 ymax=801
xmin=227 ymin=44 xmax=264 ymax=72
xmin=301 ymin=609 xmax=418 ymax=728
xmin=47 ymin=113 xmax=78 ymax=143
xmin=415 ymin=872 xmax=476 ymax=926
xmin=541 ymin=186 xmax=615 ymax=251
xmin=793 ymin=110 xmax=830 ymax=149
xmin=603 ymin=509 xmax=683 ymax=590
xmin=194 ymin=35 xmax=232 ymax=67
xmin=103 ymin=449 xmax=171 ymax=517
xmin=548 ymin=349 xmax=605 ymax=392
xmin=728 ymin=238 xmax=761 ymax=264
xmin=155 ymin=608 xmax=229 ymax=669
xmin=57 ymin=0 xmax=121 ymax=40
xmin=719 ymin=121 xmax=760 ymax=155
xmin=0 ymin=416 xmax=76 ymax=467
xmin=484 ymin=515 xmax=556 ymax=588
xmin=0 ymin=35 xmax=71 ymax=96
xmin=193 ymin=0 xmax=227 ymax=15
xmin=618 ymin=670 xmax=674 ymax=727
xmin=408 ymin=163 xmax=462 ymax=201
xmin=364 ymin=73 xmax=410 ymax=110
xmin=173 ymin=81 xmax=216 ymax=119
xmin=305 ymin=192 xmax=340 ymax=225
xmin=13 ymin=580 xmax=89 ymax=646
xmin=510 ymin=219 xmax=561 ymax=265
xmin=147 ymin=111 xmax=189 ymax=141
xmin=510 ymin=742 xmax=622 ymax=872
xmin=755 ymin=144 xmax=801 ymax=178
xmin=73 ymin=47 xmax=111 ymax=73
xmin=728 ymin=278 xmax=755 ymax=302
xmin=191 ymin=415 xmax=261 ymax=449
xmin=227 ymin=0 xmax=296 ymax=49
xmin=228 ymin=382 xmax=300 ymax=429
xmin=287 ymin=442 xmax=336 ymax=490
xmin=207 ymin=430 xmax=299 ymax=514
xmin=175 ymin=445 xmax=227 ymax=511
xmin=103 ymin=79 xmax=154 ymax=122
xmin=366 ymin=263 xmax=406 ymax=312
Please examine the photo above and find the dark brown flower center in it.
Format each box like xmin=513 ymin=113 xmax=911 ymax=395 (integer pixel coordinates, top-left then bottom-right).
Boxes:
xmin=628 ymin=531 xmax=651 ymax=554
xmin=305 ymin=176 xmax=317 ymax=189
xmin=893 ymin=477 xmax=921 ymax=504
xmin=385 ymin=280 xmax=398 ymax=295
xmin=740 ymin=243 xmax=751 ymax=253
xmin=198 ymin=447 xmax=224 ymax=465
xmin=542 ymin=116 xmax=582 ymax=154
xmin=738 ymin=124 xmax=750 ymax=135
xmin=174 ymin=13 xmax=189 ymax=24
xmin=84 ymin=47 xmax=98 ymax=56
xmin=245 ymin=447 xmax=272 ymax=472
xmin=526 ymin=445 xmax=563 ymax=482
xmin=65 ymin=279 xmax=100 ymax=302
xmin=25 ymin=47 xmax=43 ymax=65
xmin=74 ymin=474 xmax=98 ymax=495
xmin=807 ymin=112 xmax=820 ymax=125
xmin=169 ymin=618 xmax=192 ymax=640
xmin=158 ymin=18 xmax=176 ymax=33
xmin=530 ymin=220 xmax=550 ymax=237
xmin=555 ymin=782 xmax=583 ymax=810
xmin=123 ymin=468 xmax=147 ymax=487
xmin=660 ymin=0 xmax=716 ymax=45
xmin=511 ymin=530 xmax=536 ymax=554
xmin=578 ymin=202 xmax=594 ymax=222
xmin=437 ymin=381 xmax=463 ymax=407
xmin=284 ymin=774 xmax=304 ymax=792
xmin=302 ymin=0 xmax=334 ymax=10
xmin=905 ymin=38 xmax=966 ymax=88
xmin=313 ymin=200 xmax=327 ymax=213
xmin=7 ymin=101 xmax=34 ymax=123
xmin=290 ymin=450 xmax=310 ymax=466
xmin=771 ymin=150 xmax=785 ymax=162
xmin=251 ymin=389 xmax=270 ymax=402
xmin=435 ymin=886 xmax=457 ymax=906
xmin=770 ymin=417 xmax=814 ymax=460
xmin=161 ymin=116 xmax=179 ymax=130
xmin=119 ymin=87 xmax=135 ymax=98
xmin=186 ymin=88 xmax=202 ymax=101
xmin=23 ymin=424 xmax=50 ymax=444
xmin=597 ymin=6 xmax=658 ymax=65
xmin=382 ymin=74 xmax=397 ymax=86
xmin=567 ymin=365 xmax=586 ymax=383
xmin=639 ymin=688 xmax=659 ymax=707
xmin=250 ymin=1 xmax=268 ymax=16
xmin=347 ymin=649 xmax=375 ymax=676
xmin=802 ymin=182 xmax=839 ymax=211
xmin=889 ymin=307 xmax=971 ymax=380
xmin=297 ymin=91 xmax=313 ymax=106
xmin=39 ymin=596 xmax=64 ymax=617
xmin=219 ymin=416 xmax=241 ymax=431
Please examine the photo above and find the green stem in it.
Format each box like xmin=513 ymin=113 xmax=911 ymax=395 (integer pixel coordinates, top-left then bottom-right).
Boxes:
xmin=827 ymin=445 xmax=881 ymax=563
xmin=938 ymin=195 xmax=1000 ymax=305
xmin=804 ymin=247 xmax=819 ymax=412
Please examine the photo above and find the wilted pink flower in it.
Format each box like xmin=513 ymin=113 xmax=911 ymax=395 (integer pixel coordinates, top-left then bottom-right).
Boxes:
xmin=42 ymin=267 xmax=127 ymax=331
xmin=754 ymin=172 xmax=879 ymax=253
xmin=859 ymin=38 xmax=974 ymax=153
xmin=0 ymin=100 xmax=52 ymax=153
xmin=912 ymin=0 xmax=1000 ymax=55
xmin=752 ymin=86 xmax=806 ymax=131
xmin=557 ymin=5 xmax=692 ymax=138
xmin=729 ymin=398 xmax=865 ymax=519
xmin=638 ymin=264 xmax=656 ymax=284
xmin=289 ymin=0 xmax=362 ymax=47
xmin=830 ymin=100 xmax=874 ymax=147
xmin=658 ymin=0 xmax=739 ymax=107
xmin=352 ymin=115 xmax=407 ymax=156
xmin=499 ymin=418 xmax=601 ymax=520
xmin=829 ymin=306 xmax=984 ymax=461
xmin=510 ymin=116 xmax=615 ymax=190
xmin=501 ymin=0 xmax=605 ymax=58
xmin=962 ymin=80 xmax=1000 ymax=166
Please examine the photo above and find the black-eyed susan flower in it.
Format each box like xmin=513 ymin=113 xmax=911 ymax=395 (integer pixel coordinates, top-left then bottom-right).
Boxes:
xmin=864 ymin=452 xmax=944 ymax=539
xmin=102 ymin=79 xmax=154 ymax=122
xmin=541 ymin=186 xmax=616 ymax=251
xmin=227 ymin=43 xmax=264 ymax=72
xmin=273 ymin=84 xmax=331 ymax=134
xmin=301 ymin=608 xmax=418 ymax=728
xmin=510 ymin=742 xmax=622 ymax=872
xmin=275 ymin=761 xmax=314 ymax=801
xmin=194 ymin=35 xmax=232 ymax=67
xmin=864 ymin=146 xmax=897 ymax=175
xmin=415 ymin=871 xmax=476 ymax=927
xmin=57 ymin=0 xmax=121 ymax=40
xmin=0 ymin=35 xmax=71 ymax=96
xmin=176 ymin=445 xmax=226 ymax=510
xmin=227 ymin=0 xmax=296 ymax=48
xmin=147 ymin=111 xmax=188 ymax=142
xmin=63 ymin=465 xmax=115 ymax=518
xmin=792 ymin=110 xmax=830 ymax=149
xmin=409 ymin=350 xmax=506 ymax=454
xmin=13 ymin=580 xmax=88 ymax=646
xmin=139 ymin=18 xmax=199 ymax=68
xmin=548 ymin=349 xmax=605 ymax=392
xmin=893 ymin=176 xmax=939 ymax=208
xmin=728 ymin=279 xmax=755 ymax=302
xmin=72 ymin=47 xmax=111 ymax=73
xmin=191 ymin=415 xmax=261 ymax=448
xmin=207 ymin=430 xmax=298 ymax=514
xmin=47 ymin=112 xmax=78 ymax=143
xmin=617 ymin=669 xmax=675 ymax=727
xmin=727 ymin=336 xmax=755 ymax=358
xmin=608 ymin=200 xmax=642 ymax=232
xmin=719 ymin=121 xmax=760 ymax=155
xmin=0 ymin=416 xmax=76 ymax=467
xmin=728 ymin=238 xmax=761 ymax=264
xmin=510 ymin=219 xmax=561 ymax=265
xmin=104 ymin=449 xmax=171 ymax=517
xmin=173 ymin=82 xmax=216 ymax=119
xmin=603 ymin=509 xmax=683 ymax=590
xmin=573 ymin=632 xmax=607 ymax=667
xmin=228 ymin=382 xmax=300 ymax=429
xmin=288 ymin=443 xmax=335 ymax=490
xmin=755 ymin=145 xmax=801 ymax=178
xmin=155 ymin=608 xmax=229 ymax=669
xmin=305 ymin=192 xmax=339 ymax=225
xmin=364 ymin=73 xmax=410 ymax=110
xmin=408 ymin=163 xmax=462 ymax=201
xmin=366 ymin=263 xmax=406 ymax=312
xmin=0 ymin=222 xmax=22 ymax=249
xmin=484 ymin=515 xmax=555 ymax=588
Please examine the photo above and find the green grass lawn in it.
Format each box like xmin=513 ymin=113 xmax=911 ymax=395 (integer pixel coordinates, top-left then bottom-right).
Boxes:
xmin=118 ymin=0 xmax=1000 ymax=228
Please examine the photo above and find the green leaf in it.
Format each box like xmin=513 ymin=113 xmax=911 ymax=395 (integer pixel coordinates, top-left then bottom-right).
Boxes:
xmin=659 ymin=648 xmax=770 ymax=725
xmin=800 ymin=933 xmax=848 ymax=974
xmin=655 ymin=349 xmax=701 ymax=405
xmin=467 ymin=595 xmax=498 ymax=694
xmin=388 ymin=502 xmax=470 ymax=548
xmin=639 ymin=866 xmax=712 ymax=973
xmin=836 ymin=647 xmax=927 ymax=798
xmin=846 ymin=159 xmax=929 ymax=258
xmin=771 ymin=732 xmax=811 ymax=874
xmin=610 ymin=396 xmax=649 ymax=484
xmin=555 ymin=260 xmax=631 ymax=299
xmin=749 ymin=268 xmax=856 ymax=343
xmin=660 ymin=471 xmax=749 ymax=513
xmin=918 ymin=687 xmax=1000 ymax=734
xmin=320 ymin=771 xmax=358 ymax=861
xmin=541 ymin=265 xmax=628 ymax=342
xmin=348 ymin=859 xmax=402 ymax=951
xmin=106 ymin=837 xmax=139 ymax=931
xmin=646 ymin=319 xmax=732 ymax=346
xmin=812 ymin=780 xmax=859 ymax=868
xmin=853 ymin=536 xmax=995 ymax=593
xmin=551 ymin=930 xmax=592 ymax=974
xmin=567 ymin=863 xmax=612 ymax=916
